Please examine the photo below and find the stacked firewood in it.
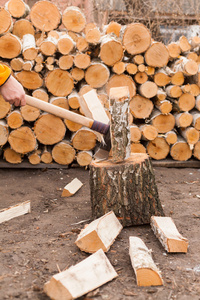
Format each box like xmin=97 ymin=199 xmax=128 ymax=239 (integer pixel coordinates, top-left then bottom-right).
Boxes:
xmin=0 ymin=0 xmax=200 ymax=166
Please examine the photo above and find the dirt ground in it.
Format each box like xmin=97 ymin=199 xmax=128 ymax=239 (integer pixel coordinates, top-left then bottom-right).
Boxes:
xmin=0 ymin=164 xmax=200 ymax=300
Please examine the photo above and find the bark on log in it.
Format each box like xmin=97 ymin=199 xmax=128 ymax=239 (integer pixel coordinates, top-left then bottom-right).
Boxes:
xmin=90 ymin=153 xmax=164 ymax=227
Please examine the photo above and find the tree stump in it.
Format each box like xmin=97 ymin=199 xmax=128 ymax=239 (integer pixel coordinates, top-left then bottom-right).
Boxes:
xmin=90 ymin=153 xmax=164 ymax=227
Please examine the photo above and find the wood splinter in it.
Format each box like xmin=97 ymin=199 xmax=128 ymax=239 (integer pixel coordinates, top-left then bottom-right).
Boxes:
xmin=61 ymin=178 xmax=83 ymax=197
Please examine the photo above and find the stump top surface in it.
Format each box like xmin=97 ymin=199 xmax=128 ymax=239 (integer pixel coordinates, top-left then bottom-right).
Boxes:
xmin=91 ymin=153 xmax=149 ymax=167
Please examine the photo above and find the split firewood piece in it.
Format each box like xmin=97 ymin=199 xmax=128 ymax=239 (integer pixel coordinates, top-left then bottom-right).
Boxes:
xmin=129 ymin=236 xmax=163 ymax=286
xmin=0 ymin=200 xmax=31 ymax=224
xmin=193 ymin=141 xmax=200 ymax=160
xmin=130 ymin=125 xmax=142 ymax=143
xmin=147 ymin=137 xmax=170 ymax=160
xmin=58 ymin=55 xmax=74 ymax=70
xmin=123 ymin=23 xmax=151 ymax=55
xmin=138 ymin=81 xmax=158 ymax=98
xmin=41 ymin=146 xmax=53 ymax=164
xmin=44 ymin=249 xmax=117 ymax=300
xmin=45 ymin=69 xmax=74 ymax=97
xmin=3 ymin=147 xmax=22 ymax=164
xmin=171 ymin=56 xmax=198 ymax=76
xmin=150 ymin=216 xmax=188 ymax=253
xmin=61 ymin=178 xmax=83 ymax=197
xmin=85 ymin=62 xmax=110 ymax=88
xmin=164 ymin=131 xmax=177 ymax=145
xmin=151 ymin=110 xmax=175 ymax=133
xmin=0 ymin=120 xmax=9 ymax=147
xmin=112 ymin=61 xmax=125 ymax=75
xmin=130 ymin=95 xmax=153 ymax=119
xmin=0 ymin=33 xmax=22 ymax=59
xmin=76 ymin=150 xmax=93 ymax=167
xmin=32 ymin=88 xmax=49 ymax=102
xmin=155 ymin=99 xmax=172 ymax=114
xmin=34 ymin=114 xmax=66 ymax=145
xmin=74 ymin=53 xmax=91 ymax=69
xmin=177 ymin=93 xmax=195 ymax=112
xmin=28 ymin=150 xmax=41 ymax=165
xmin=90 ymin=153 xmax=164 ymax=227
xmin=145 ymin=42 xmax=169 ymax=68
xmin=170 ymin=137 xmax=192 ymax=161
xmin=22 ymin=34 xmax=38 ymax=60
xmin=80 ymin=89 xmax=109 ymax=125
xmin=68 ymin=92 xmax=80 ymax=110
xmin=30 ymin=0 xmax=61 ymax=32
xmin=10 ymin=58 xmax=24 ymax=71
xmin=62 ymin=6 xmax=86 ymax=33
xmin=0 ymin=7 xmax=13 ymax=35
xmin=52 ymin=141 xmax=76 ymax=165
xmin=71 ymin=128 xmax=98 ymax=151
xmin=109 ymin=86 xmax=131 ymax=163
xmin=131 ymin=143 xmax=146 ymax=154
xmin=8 ymin=126 xmax=37 ymax=154
xmin=105 ymin=21 xmax=121 ymax=37
xmin=140 ymin=124 xmax=158 ymax=141
xmin=191 ymin=110 xmax=200 ymax=130
xmin=175 ymin=112 xmax=193 ymax=128
xmin=57 ymin=34 xmax=75 ymax=55
xmin=165 ymin=85 xmax=182 ymax=98
xmin=40 ymin=37 xmax=57 ymax=56
xmin=179 ymin=127 xmax=199 ymax=149
xmin=167 ymin=42 xmax=181 ymax=60
xmin=7 ymin=110 xmax=23 ymax=129
xmin=5 ymin=0 xmax=30 ymax=19
xmin=0 ymin=95 xmax=11 ymax=119
xmin=99 ymin=34 xmax=123 ymax=66
xmin=75 ymin=211 xmax=123 ymax=253
xmin=15 ymin=71 xmax=43 ymax=90
xmin=178 ymin=35 xmax=191 ymax=53
xmin=154 ymin=69 xmax=171 ymax=87
xmin=134 ymin=72 xmax=148 ymax=84
xmin=12 ymin=19 xmax=35 ymax=39
xmin=106 ymin=74 xmax=136 ymax=99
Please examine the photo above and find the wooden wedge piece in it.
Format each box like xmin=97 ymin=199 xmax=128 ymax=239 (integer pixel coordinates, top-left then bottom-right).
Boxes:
xmin=150 ymin=216 xmax=188 ymax=253
xmin=129 ymin=236 xmax=163 ymax=286
xmin=0 ymin=201 xmax=30 ymax=224
xmin=75 ymin=211 xmax=123 ymax=253
xmin=61 ymin=178 xmax=83 ymax=197
xmin=44 ymin=249 xmax=118 ymax=300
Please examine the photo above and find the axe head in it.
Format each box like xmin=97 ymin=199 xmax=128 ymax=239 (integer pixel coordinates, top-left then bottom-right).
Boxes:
xmin=93 ymin=125 xmax=111 ymax=161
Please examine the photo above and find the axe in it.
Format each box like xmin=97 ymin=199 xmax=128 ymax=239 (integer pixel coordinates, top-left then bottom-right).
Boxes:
xmin=25 ymin=95 xmax=111 ymax=159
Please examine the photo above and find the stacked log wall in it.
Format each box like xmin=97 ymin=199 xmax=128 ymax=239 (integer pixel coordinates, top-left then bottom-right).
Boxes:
xmin=1 ymin=1 xmax=200 ymax=166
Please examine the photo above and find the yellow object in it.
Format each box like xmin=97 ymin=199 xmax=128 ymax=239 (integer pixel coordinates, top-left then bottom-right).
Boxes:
xmin=0 ymin=64 xmax=11 ymax=86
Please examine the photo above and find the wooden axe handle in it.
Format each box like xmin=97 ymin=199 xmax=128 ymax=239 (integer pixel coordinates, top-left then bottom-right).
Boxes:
xmin=25 ymin=95 xmax=109 ymax=135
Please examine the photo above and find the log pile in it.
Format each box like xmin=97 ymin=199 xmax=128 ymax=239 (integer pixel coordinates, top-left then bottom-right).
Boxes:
xmin=1 ymin=0 xmax=200 ymax=166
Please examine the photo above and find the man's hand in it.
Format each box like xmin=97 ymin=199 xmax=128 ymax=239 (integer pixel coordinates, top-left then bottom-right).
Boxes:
xmin=0 ymin=75 xmax=26 ymax=106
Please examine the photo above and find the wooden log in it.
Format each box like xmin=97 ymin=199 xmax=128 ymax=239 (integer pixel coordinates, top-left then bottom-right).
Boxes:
xmin=74 ymin=53 xmax=91 ymax=69
xmin=179 ymin=35 xmax=191 ymax=53
xmin=130 ymin=125 xmax=141 ymax=143
xmin=170 ymin=138 xmax=192 ymax=161
xmin=133 ymin=54 xmax=144 ymax=65
xmin=8 ymin=126 xmax=37 ymax=154
xmin=155 ymin=99 xmax=172 ymax=114
xmin=165 ymin=131 xmax=177 ymax=145
xmin=131 ymin=142 xmax=146 ymax=153
xmin=147 ymin=137 xmax=170 ymax=160
xmin=3 ymin=147 xmax=22 ymax=164
xmin=7 ymin=110 xmax=23 ymax=129
xmin=145 ymin=42 xmax=169 ymax=68
xmin=75 ymin=211 xmax=122 ymax=253
xmin=15 ymin=71 xmax=43 ymax=90
xmin=52 ymin=140 xmax=76 ymax=165
xmin=177 ymin=93 xmax=195 ymax=112
xmin=61 ymin=178 xmax=83 ymax=197
xmin=150 ymin=216 xmax=188 ymax=253
xmin=123 ymin=23 xmax=151 ymax=55
xmin=57 ymin=34 xmax=75 ymax=55
xmin=70 ymin=67 xmax=84 ymax=82
xmin=22 ymin=34 xmax=38 ymax=60
xmin=85 ymin=62 xmax=110 ymax=88
xmin=34 ymin=114 xmax=66 ymax=145
xmin=179 ymin=127 xmax=199 ymax=149
xmin=106 ymin=74 xmax=136 ymax=99
xmin=40 ymin=37 xmax=57 ymax=56
xmin=32 ymin=88 xmax=49 ymax=102
xmin=85 ymin=27 xmax=101 ymax=45
xmin=12 ymin=19 xmax=35 ymax=39
xmin=62 ymin=6 xmax=86 ymax=33
xmin=90 ymin=153 xmax=164 ymax=227
xmin=112 ymin=61 xmax=125 ymax=75
xmin=45 ymin=69 xmax=74 ymax=97
xmin=167 ymin=42 xmax=181 ymax=59
xmin=138 ymin=81 xmax=158 ymax=98
xmin=58 ymin=55 xmax=74 ymax=70
xmin=126 ymin=63 xmax=138 ymax=75
xmin=134 ymin=72 xmax=148 ymax=84
xmin=0 ymin=120 xmax=9 ymax=146
xmin=28 ymin=150 xmax=41 ymax=165
xmin=191 ymin=110 xmax=200 ymax=130
xmin=0 ymin=33 xmax=22 ymax=59
xmin=64 ymin=111 xmax=83 ymax=132
xmin=76 ymin=36 xmax=89 ymax=52
xmin=156 ymin=88 xmax=166 ymax=101
xmin=22 ymin=60 xmax=34 ymax=71
xmin=76 ymin=150 xmax=93 ymax=167
xmin=140 ymin=124 xmax=158 ymax=141
xmin=99 ymin=34 xmax=124 ymax=66
xmin=130 ymin=95 xmax=153 ymax=119
xmin=0 ymin=7 xmax=13 ymax=35
xmin=193 ymin=141 xmax=200 ymax=160
xmin=71 ymin=128 xmax=97 ymax=151
xmin=151 ymin=110 xmax=175 ymax=133
xmin=129 ymin=236 xmax=163 ymax=286
xmin=50 ymin=96 xmax=69 ymax=110
xmin=190 ymin=84 xmax=200 ymax=96
xmin=196 ymin=94 xmax=200 ymax=111
xmin=10 ymin=57 xmax=24 ymax=71
xmin=109 ymin=86 xmax=131 ymax=163
xmin=0 ymin=201 xmax=30 ymax=224
xmin=68 ymin=92 xmax=80 ymax=110
xmin=41 ymin=146 xmax=53 ymax=164
xmin=171 ymin=56 xmax=198 ymax=76
xmin=44 ymin=249 xmax=117 ymax=300
xmin=175 ymin=112 xmax=193 ymax=128
xmin=165 ymin=85 xmax=182 ymax=98
xmin=154 ymin=69 xmax=171 ymax=87
xmin=30 ymin=0 xmax=61 ymax=32
xmin=5 ymin=0 xmax=30 ymax=19
xmin=105 ymin=21 xmax=121 ymax=37
xmin=0 ymin=95 xmax=11 ymax=119
xmin=170 ymin=71 xmax=185 ymax=86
